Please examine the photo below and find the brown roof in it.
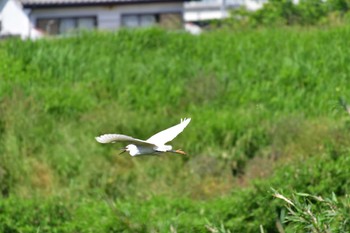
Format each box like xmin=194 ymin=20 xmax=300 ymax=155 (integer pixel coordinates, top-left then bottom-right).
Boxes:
xmin=21 ymin=0 xmax=185 ymax=7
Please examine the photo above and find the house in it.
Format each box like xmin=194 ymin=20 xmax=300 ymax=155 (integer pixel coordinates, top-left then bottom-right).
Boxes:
xmin=184 ymin=0 xmax=268 ymax=22
xmin=19 ymin=0 xmax=187 ymax=35
xmin=0 ymin=0 xmax=42 ymax=39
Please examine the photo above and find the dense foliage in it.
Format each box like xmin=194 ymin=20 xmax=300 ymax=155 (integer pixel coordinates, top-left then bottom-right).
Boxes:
xmin=0 ymin=27 xmax=350 ymax=232
xmin=228 ymin=0 xmax=350 ymax=27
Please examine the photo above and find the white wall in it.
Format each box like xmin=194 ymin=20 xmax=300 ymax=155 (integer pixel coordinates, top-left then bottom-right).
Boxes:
xmin=184 ymin=0 xmax=268 ymax=22
xmin=245 ymin=0 xmax=268 ymax=11
xmin=0 ymin=0 xmax=41 ymax=39
xmin=29 ymin=2 xmax=184 ymax=31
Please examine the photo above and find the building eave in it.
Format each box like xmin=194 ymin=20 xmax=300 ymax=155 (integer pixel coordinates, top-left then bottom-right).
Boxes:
xmin=21 ymin=0 xmax=186 ymax=8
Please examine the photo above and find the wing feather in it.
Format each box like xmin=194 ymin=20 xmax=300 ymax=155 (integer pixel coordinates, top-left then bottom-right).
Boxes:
xmin=146 ymin=118 xmax=191 ymax=145
xmin=95 ymin=134 xmax=155 ymax=147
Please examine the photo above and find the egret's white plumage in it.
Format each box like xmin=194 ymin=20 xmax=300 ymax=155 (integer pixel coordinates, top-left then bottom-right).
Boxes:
xmin=96 ymin=118 xmax=191 ymax=156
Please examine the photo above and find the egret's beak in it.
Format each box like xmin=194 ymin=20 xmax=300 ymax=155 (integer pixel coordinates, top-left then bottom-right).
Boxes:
xmin=172 ymin=149 xmax=186 ymax=155
xmin=119 ymin=148 xmax=127 ymax=155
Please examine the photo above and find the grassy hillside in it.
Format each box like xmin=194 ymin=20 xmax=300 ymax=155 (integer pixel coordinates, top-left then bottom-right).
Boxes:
xmin=0 ymin=27 xmax=350 ymax=232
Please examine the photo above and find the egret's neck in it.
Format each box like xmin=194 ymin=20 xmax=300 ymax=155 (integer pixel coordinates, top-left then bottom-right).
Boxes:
xmin=156 ymin=145 xmax=172 ymax=152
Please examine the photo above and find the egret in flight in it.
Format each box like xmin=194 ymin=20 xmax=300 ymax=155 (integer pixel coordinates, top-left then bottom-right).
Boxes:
xmin=96 ymin=118 xmax=191 ymax=156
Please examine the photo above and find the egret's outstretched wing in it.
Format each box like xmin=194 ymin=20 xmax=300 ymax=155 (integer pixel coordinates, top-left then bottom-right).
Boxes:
xmin=146 ymin=118 xmax=191 ymax=145
xmin=95 ymin=134 xmax=155 ymax=147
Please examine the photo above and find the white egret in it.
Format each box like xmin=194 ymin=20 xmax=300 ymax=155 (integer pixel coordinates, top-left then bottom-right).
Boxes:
xmin=339 ymin=97 xmax=350 ymax=116
xmin=96 ymin=118 xmax=191 ymax=156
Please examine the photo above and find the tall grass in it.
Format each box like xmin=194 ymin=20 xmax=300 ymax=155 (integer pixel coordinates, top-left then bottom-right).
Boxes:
xmin=1 ymin=27 xmax=350 ymax=232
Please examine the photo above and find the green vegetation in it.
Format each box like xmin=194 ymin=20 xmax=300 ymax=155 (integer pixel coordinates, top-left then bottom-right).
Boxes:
xmin=1 ymin=26 xmax=350 ymax=232
xmin=227 ymin=0 xmax=350 ymax=27
xmin=273 ymin=191 xmax=350 ymax=233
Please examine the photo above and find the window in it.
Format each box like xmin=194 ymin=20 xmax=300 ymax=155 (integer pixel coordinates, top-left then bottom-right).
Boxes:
xmin=121 ymin=15 xmax=139 ymax=28
xmin=121 ymin=13 xmax=181 ymax=29
xmin=37 ymin=19 xmax=59 ymax=35
xmin=60 ymin=18 xmax=75 ymax=34
xmin=78 ymin=18 xmax=95 ymax=29
xmin=121 ymin=14 xmax=157 ymax=28
xmin=140 ymin=15 xmax=157 ymax=27
xmin=37 ymin=16 xmax=96 ymax=35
